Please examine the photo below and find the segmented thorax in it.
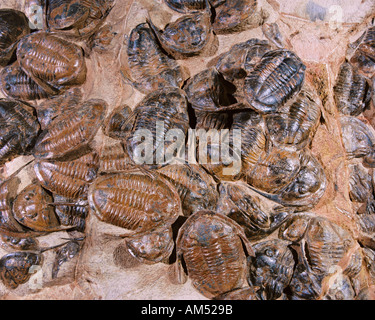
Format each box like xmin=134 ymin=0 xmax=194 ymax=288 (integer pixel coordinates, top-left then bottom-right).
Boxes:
xmin=148 ymin=12 xmax=216 ymax=59
xmin=212 ymin=0 xmax=258 ymax=34
xmin=17 ymin=31 xmax=87 ymax=92
xmin=157 ymin=163 xmax=218 ymax=216
xmin=34 ymin=151 xmax=99 ymax=200
xmin=0 ymin=9 xmax=30 ymax=67
xmin=34 ymin=88 xmax=82 ymax=130
xmin=99 ymin=142 xmax=134 ymax=174
xmin=176 ymin=211 xmax=253 ymax=299
xmin=303 ymin=217 xmax=355 ymax=275
xmin=247 ymin=239 xmax=295 ymax=300
xmin=12 ymin=184 xmax=60 ymax=232
xmin=348 ymin=163 xmax=372 ymax=203
xmin=0 ymin=62 xmax=50 ymax=101
xmin=88 ymin=172 xmax=182 ymax=234
xmin=265 ymin=86 xmax=321 ymax=150
xmin=333 ymin=61 xmax=370 ymax=116
xmin=244 ymin=49 xmax=306 ymax=114
xmin=231 ymin=111 xmax=267 ymax=173
xmin=126 ymin=23 xmax=184 ymax=94
xmin=0 ymin=251 xmax=42 ymax=289
xmin=33 ymin=99 xmax=107 ymax=159
xmin=350 ymin=26 xmax=375 ymax=78
xmin=340 ymin=115 xmax=375 ymax=167
xmin=124 ymin=88 xmax=189 ymax=169
xmin=195 ymin=111 xmax=231 ymax=130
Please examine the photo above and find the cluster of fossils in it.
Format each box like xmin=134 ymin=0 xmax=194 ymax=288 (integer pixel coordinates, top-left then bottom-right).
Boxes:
xmin=0 ymin=0 xmax=374 ymax=300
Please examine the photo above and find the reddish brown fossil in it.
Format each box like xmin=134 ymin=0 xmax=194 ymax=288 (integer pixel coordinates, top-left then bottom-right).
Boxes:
xmin=123 ymin=88 xmax=190 ymax=169
xmin=88 ymin=171 xmax=182 ymax=234
xmin=33 ymin=99 xmax=107 ymax=159
xmin=124 ymin=226 xmax=174 ymax=264
xmin=243 ymin=49 xmax=306 ymax=114
xmin=126 ymin=23 xmax=184 ymax=94
xmin=147 ymin=11 xmax=217 ymax=59
xmin=0 ymin=99 xmax=40 ymax=164
xmin=157 ymin=163 xmax=219 ymax=216
xmin=350 ymin=26 xmax=375 ymax=79
xmin=17 ymin=31 xmax=87 ymax=94
xmin=264 ymin=86 xmax=322 ymax=150
xmin=12 ymin=183 xmax=60 ymax=232
xmin=0 ymin=251 xmax=43 ymax=289
xmin=0 ymin=9 xmax=30 ymax=67
xmin=172 ymin=210 xmax=254 ymax=299
xmin=34 ymin=151 xmax=100 ymax=200
xmin=47 ymin=0 xmax=114 ymax=38
xmin=102 ymin=105 xmax=133 ymax=140
xmin=35 ymin=88 xmax=83 ymax=130
xmin=212 ymin=0 xmax=258 ymax=34
xmin=0 ymin=62 xmax=51 ymax=101
xmin=333 ymin=61 xmax=371 ymax=116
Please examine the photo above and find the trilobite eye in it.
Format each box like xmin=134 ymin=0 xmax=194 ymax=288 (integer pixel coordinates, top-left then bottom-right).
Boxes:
xmin=5 ymin=84 xmax=11 ymax=91
xmin=265 ymin=249 xmax=274 ymax=257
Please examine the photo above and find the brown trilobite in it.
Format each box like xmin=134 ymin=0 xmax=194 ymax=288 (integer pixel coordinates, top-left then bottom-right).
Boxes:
xmin=33 ymin=99 xmax=107 ymax=159
xmin=333 ymin=61 xmax=371 ymax=116
xmin=349 ymin=26 xmax=375 ymax=78
xmin=35 ymin=88 xmax=83 ymax=130
xmin=17 ymin=31 xmax=87 ymax=94
xmin=0 ymin=62 xmax=51 ymax=101
xmin=123 ymin=88 xmax=190 ymax=169
xmin=172 ymin=210 xmax=254 ymax=299
xmin=148 ymin=11 xmax=217 ymax=59
xmin=265 ymin=85 xmax=322 ymax=150
xmin=102 ymin=105 xmax=133 ymax=140
xmin=212 ymin=0 xmax=258 ymax=34
xmin=12 ymin=183 xmax=60 ymax=232
xmin=126 ymin=23 xmax=184 ymax=94
xmin=215 ymin=38 xmax=271 ymax=83
xmin=34 ymin=151 xmax=99 ymax=200
xmin=53 ymin=194 xmax=88 ymax=232
xmin=0 ymin=9 xmax=30 ymax=67
xmin=124 ymin=226 xmax=174 ymax=264
xmin=247 ymin=239 xmax=295 ymax=300
xmin=0 ymin=99 xmax=40 ymax=164
xmin=157 ymin=163 xmax=219 ymax=216
xmin=0 ymin=251 xmax=43 ymax=289
xmin=88 ymin=171 xmax=182 ymax=234
xmin=244 ymin=49 xmax=306 ymax=114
